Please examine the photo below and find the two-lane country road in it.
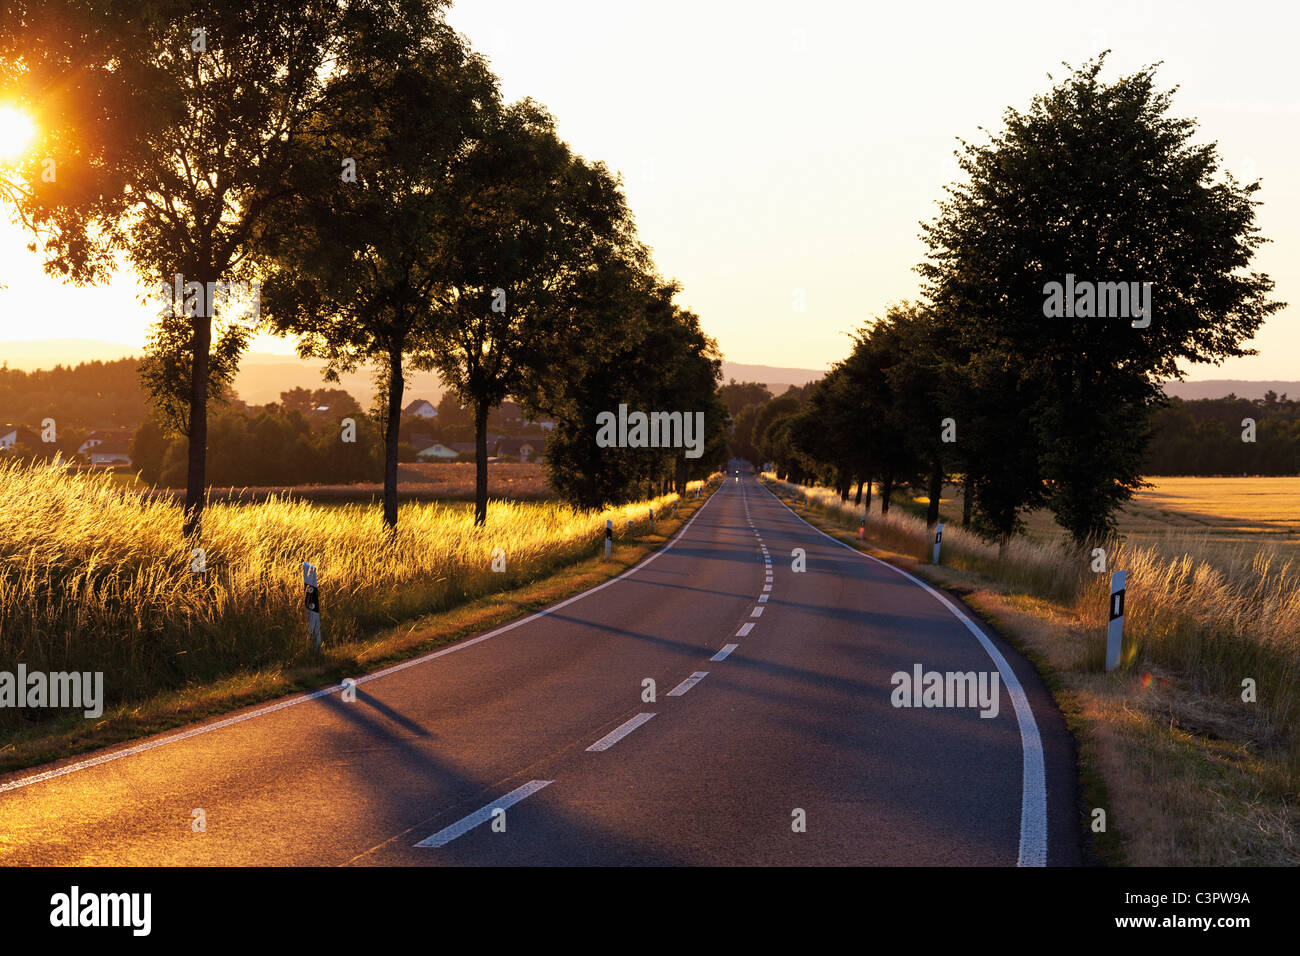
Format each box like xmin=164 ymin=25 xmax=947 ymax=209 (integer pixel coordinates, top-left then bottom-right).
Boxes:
xmin=0 ymin=474 xmax=1081 ymax=866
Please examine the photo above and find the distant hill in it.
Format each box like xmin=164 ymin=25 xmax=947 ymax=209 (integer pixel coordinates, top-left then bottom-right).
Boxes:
xmin=2 ymin=340 xmax=1292 ymax=405
xmin=719 ymin=362 xmax=827 ymax=396
xmin=1159 ymin=380 xmax=1300 ymax=401
xmin=0 ymin=340 xmax=446 ymax=408
xmin=234 ymin=353 xmax=446 ymax=407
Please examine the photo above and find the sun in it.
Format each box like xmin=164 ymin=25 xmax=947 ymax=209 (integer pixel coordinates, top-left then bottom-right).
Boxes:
xmin=0 ymin=105 xmax=36 ymax=162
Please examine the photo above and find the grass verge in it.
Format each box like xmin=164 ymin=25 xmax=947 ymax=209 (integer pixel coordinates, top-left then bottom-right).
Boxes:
xmin=763 ymin=475 xmax=1299 ymax=866
xmin=0 ymin=474 xmax=721 ymax=776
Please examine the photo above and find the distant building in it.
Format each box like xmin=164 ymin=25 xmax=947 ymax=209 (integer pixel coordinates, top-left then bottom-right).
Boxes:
xmin=87 ymin=439 xmax=132 ymax=466
xmin=0 ymin=425 xmax=39 ymax=451
xmin=497 ymin=437 xmax=545 ymax=462
xmin=403 ymin=399 xmax=438 ymax=419
xmin=77 ymin=429 xmax=134 ymax=458
xmin=415 ymin=442 xmax=460 ymax=461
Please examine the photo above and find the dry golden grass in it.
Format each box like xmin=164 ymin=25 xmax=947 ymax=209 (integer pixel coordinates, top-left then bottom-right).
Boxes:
xmin=930 ymin=475 xmax=1300 ymax=561
xmin=137 ymin=461 xmax=556 ymax=503
xmin=0 ymin=460 xmax=714 ymax=731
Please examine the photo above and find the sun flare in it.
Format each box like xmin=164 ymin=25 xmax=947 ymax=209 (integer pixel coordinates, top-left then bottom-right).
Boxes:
xmin=0 ymin=104 xmax=36 ymax=161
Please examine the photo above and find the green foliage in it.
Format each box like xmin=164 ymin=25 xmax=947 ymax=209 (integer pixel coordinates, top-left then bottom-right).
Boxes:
xmin=718 ymin=379 xmax=772 ymax=417
xmin=0 ymin=357 xmax=147 ymax=429
xmin=540 ymin=278 xmax=727 ymax=508
xmin=917 ymin=54 xmax=1283 ymax=545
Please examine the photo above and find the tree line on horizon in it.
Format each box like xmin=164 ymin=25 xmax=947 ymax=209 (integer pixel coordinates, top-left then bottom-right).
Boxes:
xmin=0 ymin=0 xmax=725 ymax=534
xmin=729 ymin=57 xmax=1283 ymax=552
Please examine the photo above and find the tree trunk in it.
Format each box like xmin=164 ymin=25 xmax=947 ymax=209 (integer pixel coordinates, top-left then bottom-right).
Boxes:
xmin=962 ymin=473 xmax=973 ymax=527
xmin=675 ymin=457 xmax=687 ymax=495
xmin=383 ymin=344 xmax=404 ymax=530
xmin=863 ymin=478 xmax=872 ymax=511
xmin=854 ymin=479 xmax=863 ymax=505
xmin=998 ymin=531 xmax=1010 ymax=560
xmin=181 ymin=307 xmax=212 ymax=540
xmin=881 ymin=474 xmax=893 ymax=515
xmin=926 ymin=457 xmax=943 ymax=527
xmin=474 ymin=399 xmax=489 ymax=526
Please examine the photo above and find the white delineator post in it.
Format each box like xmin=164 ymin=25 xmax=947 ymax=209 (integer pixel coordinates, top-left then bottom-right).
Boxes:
xmin=932 ymin=523 xmax=944 ymax=564
xmin=604 ymin=519 xmax=612 ymax=559
xmin=1106 ymin=569 xmax=1126 ymax=671
xmin=303 ymin=561 xmax=322 ymax=651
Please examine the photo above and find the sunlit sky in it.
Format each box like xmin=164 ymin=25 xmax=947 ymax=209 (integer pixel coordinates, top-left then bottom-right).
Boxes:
xmin=1 ymin=0 xmax=1296 ymax=379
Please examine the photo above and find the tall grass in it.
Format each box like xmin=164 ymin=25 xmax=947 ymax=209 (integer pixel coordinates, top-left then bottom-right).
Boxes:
xmin=765 ymin=474 xmax=1300 ymax=760
xmin=767 ymin=477 xmax=1081 ymax=599
xmin=0 ymin=461 xmax=716 ymax=724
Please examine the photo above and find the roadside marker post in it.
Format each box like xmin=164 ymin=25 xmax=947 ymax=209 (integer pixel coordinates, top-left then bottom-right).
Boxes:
xmin=303 ymin=561 xmax=322 ymax=652
xmin=1106 ymin=570 xmax=1126 ymax=671
xmin=858 ymin=517 xmax=865 ymax=539
xmin=932 ymin=523 xmax=943 ymax=564
xmin=604 ymin=519 xmax=612 ymax=559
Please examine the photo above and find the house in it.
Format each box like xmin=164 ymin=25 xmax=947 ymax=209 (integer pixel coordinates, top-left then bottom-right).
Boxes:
xmin=87 ymin=438 xmax=132 ymax=467
xmin=77 ymin=429 xmax=133 ymax=458
xmin=496 ymin=437 xmax=545 ymax=462
xmin=415 ymin=442 xmax=459 ymax=461
xmin=402 ymin=399 xmax=438 ymax=419
xmin=0 ymin=425 xmax=39 ymax=451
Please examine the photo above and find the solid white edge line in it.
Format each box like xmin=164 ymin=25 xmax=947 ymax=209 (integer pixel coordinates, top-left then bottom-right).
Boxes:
xmin=759 ymin=480 xmax=1048 ymax=868
xmin=414 ymin=779 xmax=553 ymax=848
xmin=585 ymin=712 xmax=657 ymax=752
xmin=666 ymin=671 xmax=709 ymax=697
xmin=710 ymin=643 xmax=739 ymax=662
xmin=0 ymin=483 xmax=727 ymax=796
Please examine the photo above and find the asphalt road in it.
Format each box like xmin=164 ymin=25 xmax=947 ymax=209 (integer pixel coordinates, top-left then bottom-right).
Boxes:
xmin=0 ymin=471 xmax=1080 ymax=866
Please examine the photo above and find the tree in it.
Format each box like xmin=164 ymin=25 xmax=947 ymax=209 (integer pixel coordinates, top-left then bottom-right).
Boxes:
xmin=718 ymin=379 xmax=772 ymax=417
xmin=919 ymin=55 xmax=1283 ymax=546
xmin=539 ymin=273 xmax=726 ymax=507
xmin=429 ymin=98 xmax=642 ymax=524
xmin=435 ymin=390 xmax=472 ymax=428
xmin=0 ymin=0 xmax=368 ymax=537
xmin=259 ymin=10 xmax=493 ymax=529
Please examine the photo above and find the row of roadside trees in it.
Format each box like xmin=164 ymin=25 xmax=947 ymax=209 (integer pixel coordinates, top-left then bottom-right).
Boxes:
xmin=748 ymin=56 xmax=1282 ymax=554
xmin=1 ymin=0 xmax=725 ymax=535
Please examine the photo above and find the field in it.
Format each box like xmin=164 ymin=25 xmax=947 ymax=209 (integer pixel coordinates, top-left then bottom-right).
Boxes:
xmin=921 ymin=476 xmax=1300 ymax=567
xmin=113 ymin=461 xmax=556 ymax=503
xmin=0 ymin=461 xmax=706 ymax=733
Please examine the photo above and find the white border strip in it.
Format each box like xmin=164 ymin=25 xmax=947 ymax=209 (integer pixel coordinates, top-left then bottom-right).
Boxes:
xmin=0 ymin=485 xmax=725 ymax=796
xmin=759 ymin=479 xmax=1048 ymax=868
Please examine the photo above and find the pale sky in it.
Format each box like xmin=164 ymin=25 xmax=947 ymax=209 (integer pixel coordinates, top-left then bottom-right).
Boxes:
xmin=1 ymin=0 xmax=1296 ymax=379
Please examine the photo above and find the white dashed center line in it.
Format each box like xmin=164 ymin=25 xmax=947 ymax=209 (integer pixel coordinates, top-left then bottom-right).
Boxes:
xmin=414 ymin=780 xmax=553 ymax=848
xmin=711 ymin=643 xmax=739 ymax=661
xmin=586 ymin=712 xmax=657 ymax=752
xmin=667 ymin=671 xmax=709 ymax=697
